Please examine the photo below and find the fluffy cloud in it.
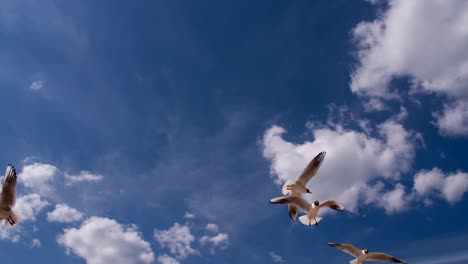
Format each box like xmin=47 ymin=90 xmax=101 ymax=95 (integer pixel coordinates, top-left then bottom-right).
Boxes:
xmin=157 ymin=254 xmax=180 ymax=264
xmin=47 ymin=204 xmax=84 ymax=223
xmin=19 ymin=163 xmax=58 ymax=194
xmin=183 ymin=212 xmax=195 ymax=219
xmin=262 ymin=118 xmax=417 ymax=212
xmin=433 ymin=101 xmax=468 ymax=137
xmin=154 ymin=223 xmax=197 ymax=259
xmin=352 ymin=0 xmax=468 ymax=97
xmin=32 ymin=238 xmax=41 ymax=248
xmin=269 ymin=251 xmax=285 ymax=263
xmin=414 ymin=168 xmax=468 ymax=204
xmin=205 ymin=223 xmax=219 ymax=233
xmin=15 ymin=193 xmax=49 ymax=222
xmin=378 ymin=183 xmax=410 ymax=214
xmin=351 ymin=0 xmax=468 ymax=135
xmin=57 ymin=217 xmax=154 ymax=264
xmin=199 ymin=233 xmax=229 ymax=251
xmin=29 ymin=80 xmax=43 ymax=91
xmin=65 ymin=170 xmax=104 ymax=185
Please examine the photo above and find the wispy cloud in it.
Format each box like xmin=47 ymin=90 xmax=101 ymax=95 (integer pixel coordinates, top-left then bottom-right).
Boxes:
xmin=64 ymin=171 xmax=104 ymax=185
xmin=269 ymin=251 xmax=285 ymax=263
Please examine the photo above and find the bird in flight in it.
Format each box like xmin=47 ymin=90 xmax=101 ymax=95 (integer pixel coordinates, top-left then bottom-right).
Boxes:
xmin=328 ymin=243 xmax=407 ymax=263
xmin=270 ymin=196 xmax=344 ymax=226
xmin=0 ymin=164 xmax=19 ymax=226
xmin=281 ymin=151 xmax=326 ymax=221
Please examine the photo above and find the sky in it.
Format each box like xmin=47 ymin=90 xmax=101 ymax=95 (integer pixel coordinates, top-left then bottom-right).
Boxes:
xmin=0 ymin=0 xmax=468 ymax=263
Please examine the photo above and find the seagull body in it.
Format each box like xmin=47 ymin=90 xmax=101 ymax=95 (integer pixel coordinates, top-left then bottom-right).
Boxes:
xmin=0 ymin=165 xmax=19 ymax=226
xmin=328 ymin=243 xmax=407 ymax=264
xmin=270 ymin=196 xmax=344 ymax=226
xmin=281 ymin=151 xmax=326 ymax=221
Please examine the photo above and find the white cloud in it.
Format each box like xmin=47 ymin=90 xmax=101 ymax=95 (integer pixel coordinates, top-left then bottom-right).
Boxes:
xmin=47 ymin=203 xmax=84 ymax=223
xmin=414 ymin=168 xmax=468 ymax=204
xmin=32 ymin=238 xmax=41 ymax=248
xmin=65 ymin=170 xmax=104 ymax=185
xmin=29 ymin=80 xmax=43 ymax=91
xmin=262 ymin=118 xmax=417 ymax=213
xmin=19 ymin=163 xmax=59 ymax=194
xmin=183 ymin=212 xmax=195 ymax=219
xmin=15 ymin=193 xmax=49 ymax=222
xmin=351 ymin=0 xmax=468 ymax=98
xmin=157 ymin=254 xmax=180 ymax=264
xmin=154 ymin=223 xmax=197 ymax=259
xmin=205 ymin=223 xmax=219 ymax=233
xmin=378 ymin=183 xmax=410 ymax=214
xmin=199 ymin=233 xmax=230 ymax=252
xmin=269 ymin=251 xmax=285 ymax=263
xmin=434 ymin=101 xmax=468 ymax=136
xmin=57 ymin=217 xmax=154 ymax=264
xmin=350 ymin=0 xmax=468 ymax=136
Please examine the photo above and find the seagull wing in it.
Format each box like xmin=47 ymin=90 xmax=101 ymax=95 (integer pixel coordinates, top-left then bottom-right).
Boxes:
xmin=295 ymin=151 xmax=326 ymax=186
xmin=367 ymin=253 xmax=407 ymax=263
xmin=270 ymin=196 xmax=312 ymax=212
xmin=319 ymin=200 xmax=345 ymax=211
xmin=0 ymin=165 xmax=17 ymax=210
xmin=328 ymin=243 xmax=362 ymax=257
xmin=288 ymin=204 xmax=299 ymax=221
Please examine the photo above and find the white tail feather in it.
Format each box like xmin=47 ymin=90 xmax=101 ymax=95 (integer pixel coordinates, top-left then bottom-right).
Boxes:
xmin=299 ymin=215 xmax=322 ymax=226
xmin=282 ymin=180 xmax=295 ymax=195
xmin=349 ymin=259 xmax=359 ymax=264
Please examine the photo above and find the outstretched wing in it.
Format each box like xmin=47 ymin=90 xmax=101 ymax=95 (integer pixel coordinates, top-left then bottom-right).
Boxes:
xmin=270 ymin=196 xmax=312 ymax=212
xmin=0 ymin=165 xmax=17 ymax=210
xmin=328 ymin=243 xmax=362 ymax=257
xmin=295 ymin=151 xmax=326 ymax=186
xmin=319 ymin=200 xmax=345 ymax=211
xmin=367 ymin=253 xmax=407 ymax=263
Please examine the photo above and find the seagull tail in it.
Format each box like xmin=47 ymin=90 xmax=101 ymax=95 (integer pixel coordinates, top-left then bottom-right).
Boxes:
xmin=282 ymin=180 xmax=295 ymax=195
xmin=299 ymin=215 xmax=322 ymax=226
xmin=349 ymin=259 xmax=359 ymax=264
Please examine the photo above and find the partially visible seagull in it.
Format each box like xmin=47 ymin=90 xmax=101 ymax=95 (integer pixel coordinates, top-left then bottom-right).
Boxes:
xmin=298 ymin=200 xmax=344 ymax=226
xmin=269 ymin=196 xmax=344 ymax=226
xmin=280 ymin=151 xmax=326 ymax=221
xmin=328 ymin=243 xmax=407 ymax=264
xmin=0 ymin=165 xmax=19 ymax=226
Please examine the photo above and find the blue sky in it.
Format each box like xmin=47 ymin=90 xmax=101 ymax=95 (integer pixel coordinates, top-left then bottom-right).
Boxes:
xmin=1 ymin=0 xmax=468 ymax=263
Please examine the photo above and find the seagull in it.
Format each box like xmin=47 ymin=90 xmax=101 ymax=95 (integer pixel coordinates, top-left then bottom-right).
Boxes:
xmin=298 ymin=200 xmax=344 ymax=226
xmin=281 ymin=151 xmax=326 ymax=221
xmin=0 ymin=165 xmax=19 ymax=226
xmin=328 ymin=243 xmax=407 ymax=264
xmin=281 ymin=151 xmax=326 ymax=196
xmin=269 ymin=196 xmax=344 ymax=226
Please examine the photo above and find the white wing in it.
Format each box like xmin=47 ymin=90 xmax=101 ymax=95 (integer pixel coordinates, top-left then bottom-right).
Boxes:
xmin=367 ymin=253 xmax=407 ymax=263
xmin=295 ymin=151 xmax=326 ymax=186
xmin=319 ymin=200 xmax=345 ymax=211
xmin=270 ymin=196 xmax=312 ymax=212
xmin=0 ymin=165 xmax=17 ymax=210
xmin=328 ymin=243 xmax=362 ymax=257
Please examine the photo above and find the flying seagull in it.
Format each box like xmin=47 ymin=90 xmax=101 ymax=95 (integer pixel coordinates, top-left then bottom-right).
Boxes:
xmin=0 ymin=165 xmax=19 ymax=226
xmin=270 ymin=196 xmax=344 ymax=226
xmin=298 ymin=200 xmax=344 ymax=226
xmin=328 ymin=243 xmax=407 ymax=264
xmin=281 ymin=151 xmax=326 ymax=221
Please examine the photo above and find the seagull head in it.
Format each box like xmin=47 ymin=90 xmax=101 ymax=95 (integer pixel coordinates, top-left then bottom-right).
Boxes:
xmin=364 ymin=249 xmax=369 ymax=254
xmin=314 ymin=201 xmax=319 ymax=206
